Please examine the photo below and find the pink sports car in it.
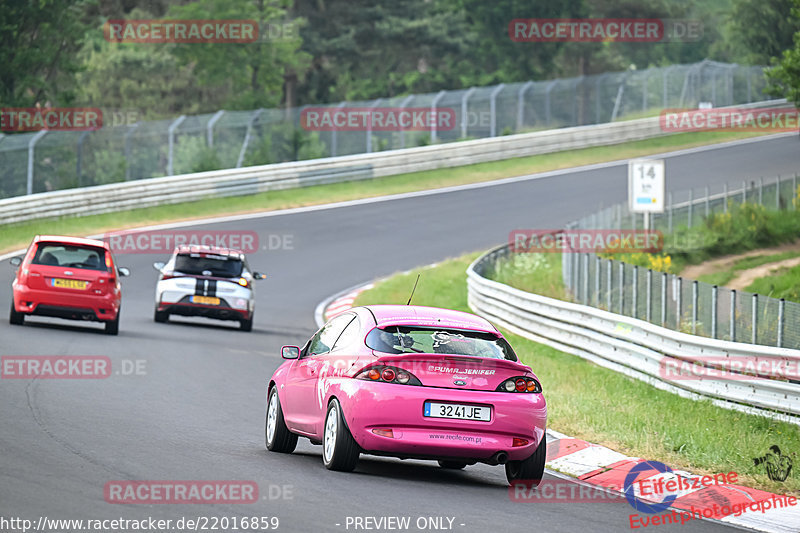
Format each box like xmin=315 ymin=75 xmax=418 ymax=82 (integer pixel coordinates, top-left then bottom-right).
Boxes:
xmin=265 ymin=305 xmax=547 ymax=485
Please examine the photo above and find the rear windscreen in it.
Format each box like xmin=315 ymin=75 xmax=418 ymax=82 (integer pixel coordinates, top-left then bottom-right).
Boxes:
xmin=32 ymin=243 xmax=109 ymax=271
xmin=365 ymin=326 xmax=517 ymax=361
xmin=174 ymin=253 xmax=243 ymax=278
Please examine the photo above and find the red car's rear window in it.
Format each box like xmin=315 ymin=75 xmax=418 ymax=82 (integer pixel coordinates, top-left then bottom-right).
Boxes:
xmin=32 ymin=243 xmax=109 ymax=272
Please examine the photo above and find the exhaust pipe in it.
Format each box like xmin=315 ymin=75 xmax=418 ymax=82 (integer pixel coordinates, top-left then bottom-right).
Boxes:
xmin=487 ymin=451 xmax=509 ymax=465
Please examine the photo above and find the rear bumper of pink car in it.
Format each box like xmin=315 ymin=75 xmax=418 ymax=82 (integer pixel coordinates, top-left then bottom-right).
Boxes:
xmin=338 ymin=382 xmax=546 ymax=462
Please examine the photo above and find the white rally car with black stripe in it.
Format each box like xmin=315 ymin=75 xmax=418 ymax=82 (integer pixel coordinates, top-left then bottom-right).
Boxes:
xmin=152 ymin=245 xmax=265 ymax=331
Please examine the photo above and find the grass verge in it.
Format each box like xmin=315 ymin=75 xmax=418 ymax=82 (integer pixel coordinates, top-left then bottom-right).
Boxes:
xmin=697 ymin=250 xmax=800 ymax=286
xmin=746 ymin=263 xmax=800 ymax=301
xmin=0 ymin=129 xmax=770 ymax=255
xmin=353 ymin=253 xmax=800 ymax=495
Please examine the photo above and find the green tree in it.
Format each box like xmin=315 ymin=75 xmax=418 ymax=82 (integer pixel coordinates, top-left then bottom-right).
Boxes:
xmin=716 ymin=0 xmax=800 ymax=65
xmin=765 ymin=0 xmax=800 ymax=106
xmin=166 ymin=0 xmax=310 ymax=110
xmin=0 ymin=0 xmax=93 ymax=106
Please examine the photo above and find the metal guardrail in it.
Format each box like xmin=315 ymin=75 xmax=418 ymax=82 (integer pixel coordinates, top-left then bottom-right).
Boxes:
xmin=0 ymin=60 xmax=768 ymax=199
xmin=1 ymin=97 xmax=789 ymax=226
xmin=0 ymin=115 xmax=669 ymax=225
xmin=467 ymin=245 xmax=800 ymax=424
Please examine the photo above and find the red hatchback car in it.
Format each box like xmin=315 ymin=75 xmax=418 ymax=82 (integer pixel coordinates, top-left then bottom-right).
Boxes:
xmin=9 ymin=236 xmax=130 ymax=335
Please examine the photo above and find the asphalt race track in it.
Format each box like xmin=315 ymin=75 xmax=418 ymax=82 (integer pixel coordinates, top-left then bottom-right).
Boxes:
xmin=2 ymin=134 xmax=798 ymax=532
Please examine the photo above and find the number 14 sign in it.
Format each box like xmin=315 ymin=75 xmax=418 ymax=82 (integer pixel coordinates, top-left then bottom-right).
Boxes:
xmin=628 ymin=159 xmax=665 ymax=213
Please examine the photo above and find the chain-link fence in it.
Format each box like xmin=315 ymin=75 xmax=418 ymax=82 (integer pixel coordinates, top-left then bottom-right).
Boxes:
xmin=0 ymin=60 xmax=769 ymax=200
xmin=563 ymin=173 xmax=800 ymax=349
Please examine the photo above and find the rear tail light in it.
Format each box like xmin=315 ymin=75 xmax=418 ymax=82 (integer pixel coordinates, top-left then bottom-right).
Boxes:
xmin=513 ymin=438 xmax=530 ymax=447
xmin=371 ymin=428 xmax=395 ymax=438
xmin=356 ymin=365 xmax=421 ymax=386
xmin=497 ymin=377 xmax=541 ymax=393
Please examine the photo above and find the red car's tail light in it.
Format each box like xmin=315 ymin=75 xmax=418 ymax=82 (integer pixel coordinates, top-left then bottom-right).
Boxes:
xmin=356 ymin=365 xmax=421 ymax=386
xmin=512 ymin=438 xmax=529 ymax=447
xmin=497 ymin=377 xmax=541 ymax=393
xmin=371 ymin=428 xmax=395 ymax=438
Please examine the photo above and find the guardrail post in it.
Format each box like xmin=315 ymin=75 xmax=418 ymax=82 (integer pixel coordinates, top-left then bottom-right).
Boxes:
xmin=544 ymin=81 xmax=558 ymax=125
xmin=399 ymin=95 xmax=414 ymax=148
xmin=207 ymin=110 xmax=225 ymax=147
xmin=607 ymin=259 xmax=613 ymax=310
xmin=366 ymin=98 xmax=382 ymax=153
xmin=646 ymin=269 xmax=652 ymax=322
xmin=124 ymin=123 xmax=140 ymax=181
xmin=711 ymin=285 xmax=718 ymax=339
xmin=619 ymin=262 xmax=624 ymax=315
xmin=776 ymin=176 xmax=781 ymax=210
xmin=431 ymin=90 xmax=447 ymax=143
xmin=632 ymin=265 xmax=638 ymax=319
xmin=167 ymin=115 xmax=187 ymax=176
xmin=461 ymin=88 xmax=476 ymax=139
xmin=517 ymin=82 xmax=533 ymax=131
xmin=236 ymin=109 xmax=264 ymax=168
xmin=730 ymin=290 xmax=736 ymax=342
xmin=742 ymin=180 xmax=747 ymax=203
xmin=610 ymin=81 xmax=625 ymax=122
xmin=704 ymin=186 xmax=709 ymax=218
xmin=582 ymin=253 xmax=589 ymax=305
xmin=331 ymin=102 xmax=346 ymax=156
xmin=688 ymin=188 xmax=693 ymax=228
xmin=76 ymin=130 xmax=91 ymax=187
xmin=778 ymin=298 xmax=785 ymax=348
xmin=489 ymin=84 xmax=505 ymax=137
xmin=752 ymin=293 xmax=758 ymax=344
xmin=692 ymin=280 xmax=698 ymax=334
xmin=723 ymin=183 xmax=728 ymax=214
xmin=595 ymin=256 xmax=601 ymax=306
xmin=758 ymin=177 xmax=763 ymax=205
xmin=676 ymin=276 xmax=682 ymax=328
xmin=668 ymin=192 xmax=673 ymax=233
xmin=794 ymin=174 xmax=798 ymax=210
xmin=26 ymin=130 xmax=47 ymax=195
xmin=661 ymin=272 xmax=667 ymax=326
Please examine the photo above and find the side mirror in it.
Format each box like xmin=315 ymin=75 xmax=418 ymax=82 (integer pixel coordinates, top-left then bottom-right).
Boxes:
xmin=281 ymin=346 xmax=300 ymax=359
xmin=118 ymin=267 xmax=131 ymax=277
xmin=153 ymin=261 xmax=166 ymax=271
xmin=9 ymin=257 xmax=22 ymax=267
xmin=253 ymin=272 xmax=267 ymax=280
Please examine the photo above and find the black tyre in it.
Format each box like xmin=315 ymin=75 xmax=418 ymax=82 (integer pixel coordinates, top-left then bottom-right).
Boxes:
xmin=104 ymin=313 xmax=120 ymax=335
xmin=9 ymin=302 xmax=24 ymax=325
xmin=505 ymin=433 xmax=546 ymax=487
xmin=438 ymin=460 xmax=468 ymax=470
xmin=322 ymin=399 xmax=360 ymax=471
xmin=265 ymin=387 xmax=298 ymax=453
xmin=240 ymin=318 xmax=253 ymax=331
xmin=154 ymin=308 xmax=168 ymax=323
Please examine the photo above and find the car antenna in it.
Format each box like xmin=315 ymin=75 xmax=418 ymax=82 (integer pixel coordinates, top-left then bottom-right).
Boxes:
xmin=406 ymin=274 xmax=420 ymax=305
